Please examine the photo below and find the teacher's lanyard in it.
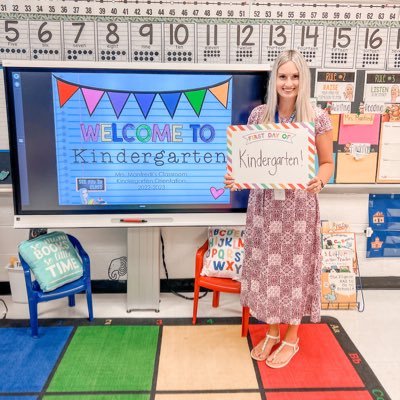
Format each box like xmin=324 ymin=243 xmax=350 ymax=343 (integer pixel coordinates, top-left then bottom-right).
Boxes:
xmin=275 ymin=110 xmax=296 ymax=123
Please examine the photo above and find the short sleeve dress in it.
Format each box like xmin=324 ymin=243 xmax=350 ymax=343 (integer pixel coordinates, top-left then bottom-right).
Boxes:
xmin=240 ymin=104 xmax=332 ymax=325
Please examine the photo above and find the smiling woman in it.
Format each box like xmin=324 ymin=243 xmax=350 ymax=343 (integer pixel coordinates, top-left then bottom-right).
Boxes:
xmin=224 ymin=49 xmax=334 ymax=369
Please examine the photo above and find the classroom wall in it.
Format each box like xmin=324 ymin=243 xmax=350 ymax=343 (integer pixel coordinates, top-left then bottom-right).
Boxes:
xmin=1 ymin=190 xmax=399 ymax=282
xmin=0 ymin=0 xmax=399 ymax=283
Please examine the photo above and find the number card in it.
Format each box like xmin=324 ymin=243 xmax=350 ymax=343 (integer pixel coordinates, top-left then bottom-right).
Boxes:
xmin=229 ymin=24 xmax=260 ymax=64
xmin=164 ymin=23 xmax=195 ymax=63
xmin=356 ymin=28 xmax=388 ymax=70
xmin=29 ymin=21 xmax=62 ymax=60
xmin=97 ymin=22 xmax=129 ymax=62
xmin=131 ymin=23 xmax=162 ymax=63
xmin=387 ymin=28 xmax=400 ymax=71
xmin=197 ymin=24 xmax=228 ymax=64
xmin=292 ymin=25 xmax=324 ymax=67
xmin=0 ymin=20 xmax=30 ymax=60
xmin=315 ymin=70 xmax=356 ymax=102
xmin=261 ymin=24 xmax=293 ymax=65
xmin=63 ymin=21 xmax=95 ymax=61
xmin=364 ymin=72 xmax=400 ymax=104
xmin=324 ymin=27 xmax=357 ymax=69
xmin=226 ymin=123 xmax=315 ymax=189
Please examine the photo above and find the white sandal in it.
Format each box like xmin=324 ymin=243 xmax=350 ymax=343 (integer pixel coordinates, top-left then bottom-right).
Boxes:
xmin=250 ymin=333 xmax=280 ymax=361
xmin=265 ymin=338 xmax=299 ymax=369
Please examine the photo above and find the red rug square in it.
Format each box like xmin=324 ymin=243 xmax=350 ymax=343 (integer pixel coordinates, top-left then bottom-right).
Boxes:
xmin=266 ymin=390 xmax=373 ymax=399
xmin=249 ymin=323 xmax=365 ymax=389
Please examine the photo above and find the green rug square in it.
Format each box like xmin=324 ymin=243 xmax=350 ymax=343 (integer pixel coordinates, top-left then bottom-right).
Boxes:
xmin=47 ymin=326 xmax=159 ymax=392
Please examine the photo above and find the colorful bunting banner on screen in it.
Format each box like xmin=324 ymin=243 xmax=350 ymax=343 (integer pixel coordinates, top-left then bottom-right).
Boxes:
xmin=55 ymin=76 xmax=231 ymax=119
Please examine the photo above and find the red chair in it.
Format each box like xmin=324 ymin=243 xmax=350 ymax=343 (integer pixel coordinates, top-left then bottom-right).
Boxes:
xmin=192 ymin=240 xmax=250 ymax=337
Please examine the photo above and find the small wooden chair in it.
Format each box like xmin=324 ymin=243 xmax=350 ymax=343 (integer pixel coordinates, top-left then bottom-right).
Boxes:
xmin=192 ymin=240 xmax=250 ymax=337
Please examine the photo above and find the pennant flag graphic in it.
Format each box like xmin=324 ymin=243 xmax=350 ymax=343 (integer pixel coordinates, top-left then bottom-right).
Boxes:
xmin=57 ymin=79 xmax=79 ymax=107
xmin=107 ymin=91 xmax=131 ymax=118
xmin=134 ymin=93 xmax=156 ymax=119
xmin=159 ymin=92 xmax=182 ymax=118
xmin=184 ymin=89 xmax=207 ymax=116
xmin=81 ymin=88 xmax=105 ymax=115
xmin=54 ymin=76 xmax=232 ymax=119
xmin=209 ymin=81 xmax=230 ymax=108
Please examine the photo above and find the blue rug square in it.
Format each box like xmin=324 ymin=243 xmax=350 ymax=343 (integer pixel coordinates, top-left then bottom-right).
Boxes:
xmin=0 ymin=327 xmax=73 ymax=393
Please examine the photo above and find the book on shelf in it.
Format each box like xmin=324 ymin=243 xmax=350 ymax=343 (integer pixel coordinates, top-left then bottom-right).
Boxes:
xmin=321 ymin=271 xmax=357 ymax=310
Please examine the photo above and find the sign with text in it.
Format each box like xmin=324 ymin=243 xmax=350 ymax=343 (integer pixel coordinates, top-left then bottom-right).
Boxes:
xmin=226 ymin=123 xmax=315 ymax=190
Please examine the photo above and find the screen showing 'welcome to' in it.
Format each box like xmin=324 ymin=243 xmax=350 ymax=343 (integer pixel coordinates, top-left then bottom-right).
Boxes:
xmin=7 ymin=67 xmax=266 ymax=214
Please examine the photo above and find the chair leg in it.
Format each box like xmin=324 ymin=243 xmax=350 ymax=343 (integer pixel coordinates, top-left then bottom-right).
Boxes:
xmin=192 ymin=282 xmax=200 ymax=325
xmin=241 ymin=306 xmax=250 ymax=337
xmin=28 ymin=300 xmax=39 ymax=338
xmin=212 ymin=291 xmax=220 ymax=307
xmin=86 ymin=286 xmax=94 ymax=321
xmin=68 ymin=294 xmax=75 ymax=307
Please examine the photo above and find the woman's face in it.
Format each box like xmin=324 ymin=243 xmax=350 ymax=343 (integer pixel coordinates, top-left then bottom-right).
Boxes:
xmin=276 ymin=61 xmax=299 ymax=101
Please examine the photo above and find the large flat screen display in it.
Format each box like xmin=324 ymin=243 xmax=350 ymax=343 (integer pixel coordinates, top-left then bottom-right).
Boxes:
xmin=4 ymin=62 xmax=267 ymax=226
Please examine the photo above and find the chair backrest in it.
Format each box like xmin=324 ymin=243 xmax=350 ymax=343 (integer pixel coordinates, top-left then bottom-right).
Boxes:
xmin=66 ymin=234 xmax=91 ymax=280
xmin=19 ymin=232 xmax=90 ymax=291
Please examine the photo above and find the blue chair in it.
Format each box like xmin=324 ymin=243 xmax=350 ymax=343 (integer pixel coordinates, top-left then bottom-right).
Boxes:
xmin=19 ymin=234 xmax=93 ymax=337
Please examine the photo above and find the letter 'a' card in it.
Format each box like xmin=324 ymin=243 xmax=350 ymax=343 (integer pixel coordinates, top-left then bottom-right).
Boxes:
xmin=226 ymin=123 xmax=316 ymax=190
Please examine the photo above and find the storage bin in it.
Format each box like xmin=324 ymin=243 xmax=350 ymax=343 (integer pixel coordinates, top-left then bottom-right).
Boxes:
xmin=6 ymin=265 xmax=28 ymax=303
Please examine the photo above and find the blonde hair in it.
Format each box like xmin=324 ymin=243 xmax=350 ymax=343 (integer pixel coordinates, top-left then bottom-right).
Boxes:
xmin=262 ymin=50 xmax=315 ymax=123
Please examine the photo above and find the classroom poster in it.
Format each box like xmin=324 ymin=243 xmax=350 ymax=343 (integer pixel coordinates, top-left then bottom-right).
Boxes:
xmin=335 ymin=113 xmax=381 ymax=183
xmin=364 ymin=72 xmax=400 ymax=104
xmin=315 ymin=70 xmax=356 ymax=102
xmin=377 ymin=122 xmax=400 ymax=183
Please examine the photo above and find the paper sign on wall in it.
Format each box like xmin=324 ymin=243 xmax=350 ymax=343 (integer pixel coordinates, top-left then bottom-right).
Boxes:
xmin=226 ymin=123 xmax=315 ymax=190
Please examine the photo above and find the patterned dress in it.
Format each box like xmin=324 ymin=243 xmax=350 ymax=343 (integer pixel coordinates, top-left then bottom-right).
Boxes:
xmin=240 ymin=104 xmax=332 ymax=324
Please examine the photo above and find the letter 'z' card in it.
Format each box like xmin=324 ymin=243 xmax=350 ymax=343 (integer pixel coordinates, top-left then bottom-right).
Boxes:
xmin=226 ymin=123 xmax=316 ymax=190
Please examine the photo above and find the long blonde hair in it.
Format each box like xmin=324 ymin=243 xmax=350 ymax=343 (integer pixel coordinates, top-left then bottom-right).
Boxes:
xmin=262 ymin=50 xmax=315 ymax=123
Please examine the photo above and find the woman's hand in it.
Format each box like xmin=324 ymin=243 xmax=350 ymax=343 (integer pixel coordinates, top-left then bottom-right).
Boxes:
xmin=306 ymin=177 xmax=324 ymax=194
xmin=224 ymin=173 xmax=237 ymax=191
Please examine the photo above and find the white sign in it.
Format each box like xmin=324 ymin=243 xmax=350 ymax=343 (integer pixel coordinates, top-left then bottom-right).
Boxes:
xmin=226 ymin=123 xmax=315 ymax=189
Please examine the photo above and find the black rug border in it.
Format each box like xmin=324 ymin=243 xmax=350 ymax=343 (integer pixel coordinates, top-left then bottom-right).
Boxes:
xmin=0 ymin=316 xmax=391 ymax=400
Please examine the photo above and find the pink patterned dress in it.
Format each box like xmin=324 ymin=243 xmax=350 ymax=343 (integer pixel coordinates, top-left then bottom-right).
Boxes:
xmin=240 ymin=104 xmax=332 ymax=324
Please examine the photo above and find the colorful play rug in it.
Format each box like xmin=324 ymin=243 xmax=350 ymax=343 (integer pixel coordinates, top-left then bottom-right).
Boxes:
xmin=0 ymin=317 xmax=389 ymax=400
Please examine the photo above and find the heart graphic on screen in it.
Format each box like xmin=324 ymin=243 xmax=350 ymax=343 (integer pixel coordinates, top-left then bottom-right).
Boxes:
xmin=210 ymin=187 xmax=225 ymax=199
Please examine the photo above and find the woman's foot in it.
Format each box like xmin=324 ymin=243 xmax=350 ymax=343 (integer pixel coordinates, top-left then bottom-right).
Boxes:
xmin=266 ymin=338 xmax=299 ymax=368
xmin=250 ymin=332 xmax=280 ymax=361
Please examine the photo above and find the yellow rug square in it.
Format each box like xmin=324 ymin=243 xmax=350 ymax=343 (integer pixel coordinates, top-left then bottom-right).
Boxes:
xmin=156 ymin=325 xmax=258 ymax=391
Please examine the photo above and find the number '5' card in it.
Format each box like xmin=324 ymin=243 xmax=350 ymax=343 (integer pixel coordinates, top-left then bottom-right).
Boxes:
xmin=226 ymin=122 xmax=316 ymax=190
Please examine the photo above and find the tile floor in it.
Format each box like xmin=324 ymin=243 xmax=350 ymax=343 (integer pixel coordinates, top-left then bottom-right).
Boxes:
xmin=1 ymin=289 xmax=399 ymax=399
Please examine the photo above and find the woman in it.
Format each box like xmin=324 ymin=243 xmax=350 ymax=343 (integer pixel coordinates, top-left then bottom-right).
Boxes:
xmin=225 ymin=50 xmax=333 ymax=368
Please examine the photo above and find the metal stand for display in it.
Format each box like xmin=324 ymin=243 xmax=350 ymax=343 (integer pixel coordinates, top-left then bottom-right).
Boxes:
xmin=126 ymin=227 xmax=160 ymax=312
